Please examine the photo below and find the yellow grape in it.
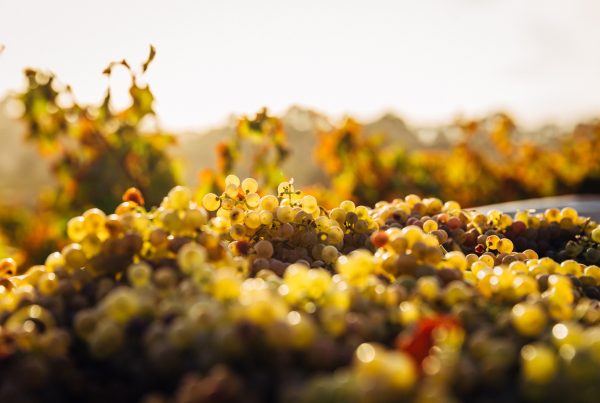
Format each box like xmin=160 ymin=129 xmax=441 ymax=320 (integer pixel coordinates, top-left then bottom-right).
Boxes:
xmin=202 ymin=193 xmax=221 ymax=211
xmin=241 ymin=177 xmax=258 ymax=194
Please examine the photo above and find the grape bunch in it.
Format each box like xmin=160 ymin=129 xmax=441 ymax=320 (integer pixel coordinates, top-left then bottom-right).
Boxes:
xmin=0 ymin=176 xmax=600 ymax=403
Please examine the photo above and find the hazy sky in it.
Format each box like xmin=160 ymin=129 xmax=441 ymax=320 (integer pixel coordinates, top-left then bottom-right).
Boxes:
xmin=1 ymin=0 xmax=600 ymax=130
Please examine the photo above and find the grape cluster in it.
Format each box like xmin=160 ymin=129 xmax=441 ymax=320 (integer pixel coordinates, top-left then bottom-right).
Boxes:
xmin=1 ymin=176 xmax=600 ymax=403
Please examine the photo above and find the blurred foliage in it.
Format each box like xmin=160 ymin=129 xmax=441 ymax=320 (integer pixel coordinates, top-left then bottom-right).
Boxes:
xmin=207 ymin=112 xmax=600 ymax=209
xmin=0 ymin=47 xmax=179 ymax=267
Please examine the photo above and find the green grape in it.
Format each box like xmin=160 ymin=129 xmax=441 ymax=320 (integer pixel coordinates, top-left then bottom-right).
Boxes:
xmin=89 ymin=320 xmax=124 ymax=358
xmin=73 ymin=309 xmax=98 ymax=339
xmin=183 ymin=208 xmax=208 ymax=229
xmin=329 ymin=207 xmax=346 ymax=224
xmin=445 ymin=251 xmax=467 ymax=271
xmin=230 ymin=224 xmax=247 ymax=240
xmin=177 ymin=242 xmax=207 ymax=274
xmin=276 ymin=206 xmax=293 ymax=223
xmin=486 ymin=235 xmax=500 ymax=250
xmin=241 ymin=177 xmax=258 ymax=193
xmin=167 ymin=186 xmax=192 ymax=210
xmin=67 ymin=216 xmax=87 ymax=242
xmin=355 ymin=205 xmax=369 ymax=219
xmin=591 ymin=227 xmax=600 ymax=243
xmin=127 ymin=263 xmax=152 ymax=288
xmin=326 ymin=226 xmax=344 ymax=245
xmin=520 ymin=343 xmax=557 ymax=384
xmin=401 ymin=225 xmax=423 ymax=248
xmin=497 ymin=238 xmax=514 ymax=254
xmin=301 ymin=195 xmax=318 ymax=213
xmin=545 ymin=208 xmax=561 ymax=222
xmin=512 ymin=302 xmax=547 ymax=336
xmin=225 ymin=174 xmax=240 ymax=187
xmin=423 ymin=219 xmax=438 ymax=233
xmin=101 ymin=287 xmax=141 ymax=324
xmin=260 ymin=195 xmax=279 ymax=211
xmin=83 ymin=208 xmax=106 ymax=233
xmin=336 ymin=250 xmax=374 ymax=286
xmin=221 ymin=198 xmax=235 ymax=210
xmin=81 ymin=234 xmax=102 ymax=258
xmin=286 ymin=311 xmax=316 ymax=348
xmin=225 ymin=183 xmax=239 ymax=199
xmin=259 ymin=210 xmax=274 ymax=226
xmin=584 ymin=265 xmax=600 ymax=283
xmin=44 ymin=252 xmax=65 ymax=272
xmin=160 ymin=209 xmax=183 ymax=232
xmin=355 ymin=343 xmax=417 ymax=391
xmin=212 ymin=268 xmax=241 ymax=301
xmin=244 ymin=211 xmax=261 ymax=229
xmin=62 ymin=243 xmax=87 ymax=270
xmin=202 ymin=193 xmax=221 ymax=211
xmin=245 ymin=192 xmax=260 ymax=208
xmin=37 ymin=272 xmax=59 ymax=296
xmin=443 ymin=200 xmax=461 ymax=212
xmin=229 ymin=207 xmax=244 ymax=224
xmin=340 ymin=200 xmax=355 ymax=212
xmin=417 ymin=276 xmax=440 ymax=301
xmin=321 ymin=245 xmax=338 ymax=264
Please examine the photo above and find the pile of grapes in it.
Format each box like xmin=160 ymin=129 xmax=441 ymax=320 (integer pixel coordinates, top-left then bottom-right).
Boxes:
xmin=1 ymin=176 xmax=600 ymax=403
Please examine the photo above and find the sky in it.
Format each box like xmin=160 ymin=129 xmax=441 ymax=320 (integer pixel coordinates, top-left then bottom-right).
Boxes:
xmin=1 ymin=0 xmax=600 ymax=131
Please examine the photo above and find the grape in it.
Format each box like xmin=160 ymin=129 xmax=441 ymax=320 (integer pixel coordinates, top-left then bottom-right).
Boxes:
xmin=245 ymin=192 xmax=260 ymax=208
xmin=259 ymin=210 xmax=274 ymax=226
xmin=301 ymin=195 xmax=318 ymax=213
xmin=260 ymin=195 xmax=279 ymax=211
xmin=225 ymin=174 xmax=240 ymax=187
xmin=276 ymin=206 xmax=293 ymax=223
xmin=177 ymin=242 xmax=207 ymax=274
xmin=44 ymin=252 xmax=65 ymax=272
xmin=202 ymin=193 xmax=221 ymax=211
xmin=340 ymin=200 xmax=355 ymax=212
xmin=520 ymin=343 xmax=557 ymax=383
xmin=423 ymin=219 xmax=438 ymax=233
xmin=241 ymin=177 xmax=258 ymax=194
xmin=62 ymin=243 xmax=87 ymax=269
xmin=2 ymin=179 xmax=600 ymax=403
xmin=254 ymin=240 xmax=274 ymax=258
xmin=244 ymin=211 xmax=261 ymax=229
xmin=168 ymin=186 xmax=192 ymax=210
xmin=0 ymin=257 xmax=17 ymax=278
xmin=511 ymin=302 xmax=547 ymax=336
xmin=225 ymin=183 xmax=239 ymax=199
xmin=37 ymin=272 xmax=59 ymax=295
xmin=127 ymin=263 xmax=152 ymax=288
xmin=183 ymin=208 xmax=208 ymax=229
xmin=497 ymin=238 xmax=514 ymax=254
xmin=416 ymin=276 xmax=440 ymax=301
xmin=486 ymin=235 xmax=500 ymax=250
xmin=83 ymin=208 xmax=106 ymax=233
xmin=445 ymin=251 xmax=467 ymax=271
xmin=592 ymin=227 xmax=600 ymax=244
xmin=67 ymin=216 xmax=87 ymax=242
xmin=370 ymin=231 xmax=389 ymax=248
xmin=321 ymin=245 xmax=338 ymax=264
